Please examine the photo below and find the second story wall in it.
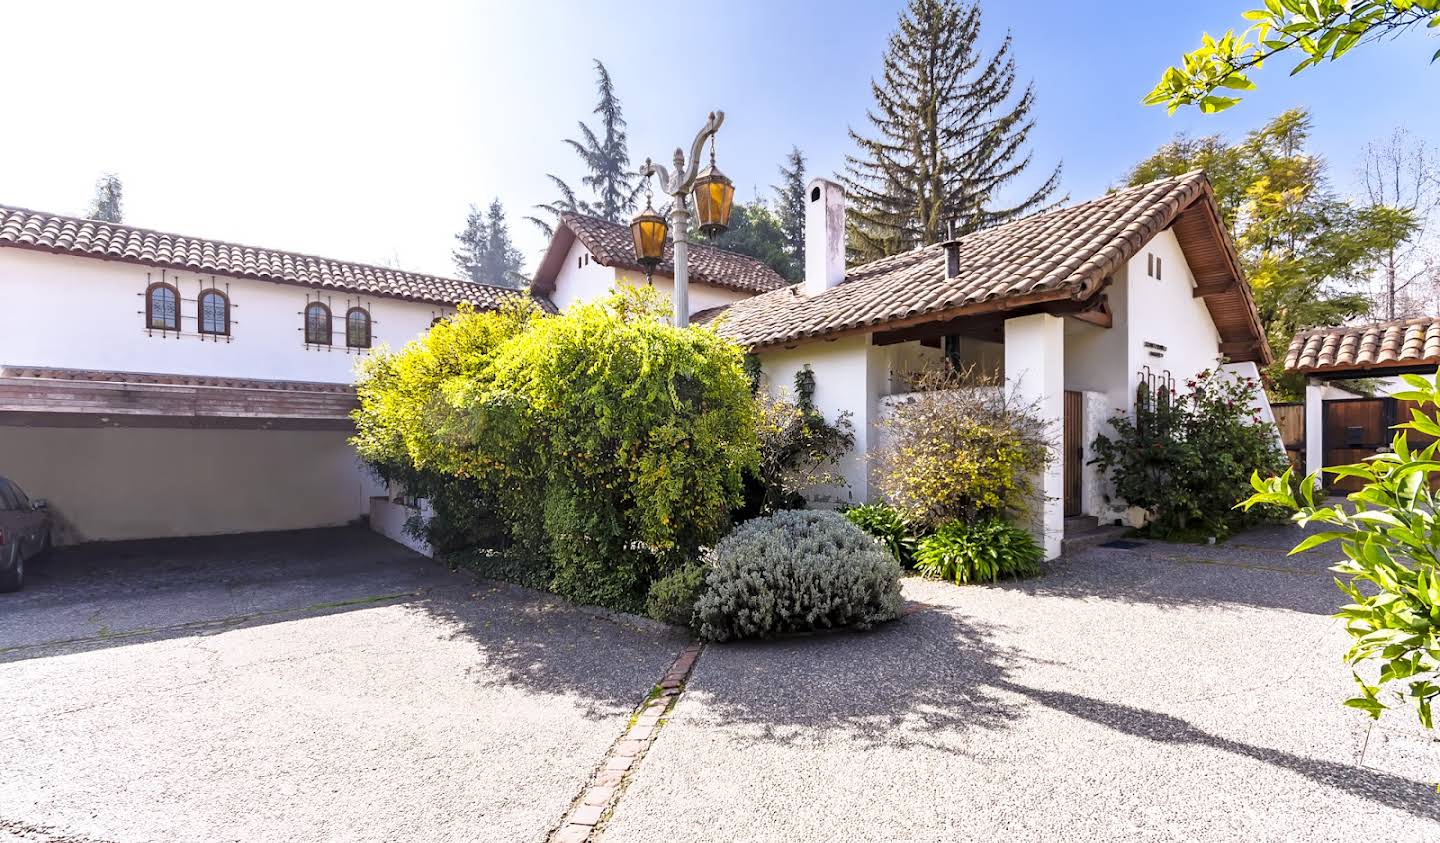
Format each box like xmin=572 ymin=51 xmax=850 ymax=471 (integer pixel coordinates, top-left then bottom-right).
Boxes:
xmin=548 ymin=237 xmax=753 ymax=317
xmin=0 ymin=249 xmax=452 ymax=384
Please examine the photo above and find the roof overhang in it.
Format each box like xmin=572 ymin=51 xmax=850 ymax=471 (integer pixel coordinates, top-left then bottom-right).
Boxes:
xmin=0 ymin=367 xmax=357 ymax=431
xmin=530 ymin=223 xmax=578 ymax=298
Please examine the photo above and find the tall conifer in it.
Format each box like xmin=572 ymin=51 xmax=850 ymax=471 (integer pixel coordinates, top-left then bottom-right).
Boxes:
xmin=843 ymin=0 xmax=1062 ymax=262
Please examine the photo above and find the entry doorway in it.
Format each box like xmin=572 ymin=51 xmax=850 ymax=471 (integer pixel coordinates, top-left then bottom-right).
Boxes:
xmin=1063 ymin=390 xmax=1082 ymax=517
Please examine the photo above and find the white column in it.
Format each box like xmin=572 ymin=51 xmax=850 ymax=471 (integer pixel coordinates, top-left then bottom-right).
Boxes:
xmin=1005 ymin=313 xmax=1065 ymax=560
xmin=670 ymin=205 xmax=690 ymax=328
xmin=1305 ymin=378 xmax=1324 ymax=480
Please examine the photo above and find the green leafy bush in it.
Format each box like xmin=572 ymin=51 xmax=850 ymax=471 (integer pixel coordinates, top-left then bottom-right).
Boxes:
xmin=914 ymin=517 xmax=1043 ymax=584
xmin=843 ymin=503 xmax=919 ymax=568
xmin=1242 ymin=369 xmax=1440 ymax=730
xmin=873 ymin=366 xmax=1051 ymax=529
xmin=738 ymin=366 xmax=855 ymax=518
xmin=353 ymin=288 xmax=759 ymax=613
xmin=693 ymin=510 xmax=904 ymax=642
xmin=1093 ymin=366 xmax=1287 ymax=538
xmin=645 ymin=562 xmax=707 ymax=628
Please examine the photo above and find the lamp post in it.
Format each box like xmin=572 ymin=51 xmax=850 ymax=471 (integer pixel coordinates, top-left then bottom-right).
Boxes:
xmin=631 ymin=110 xmax=735 ymax=328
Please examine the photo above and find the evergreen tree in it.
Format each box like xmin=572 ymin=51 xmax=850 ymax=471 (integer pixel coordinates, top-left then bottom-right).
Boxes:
xmin=86 ymin=173 xmax=124 ymax=223
xmin=453 ymin=198 xmax=526 ymax=289
xmin=843 ymin=0 xmax=1062 ymax=263
xmin=527 ymin=60 xmax=641 ymax=237
xmin=696 ymin=201 xmax=797 ymax=281
xmin=1126 ymin=108 xmax=1416 ymax=398
xmin=773 ymin=146 xmax=807 ymax=269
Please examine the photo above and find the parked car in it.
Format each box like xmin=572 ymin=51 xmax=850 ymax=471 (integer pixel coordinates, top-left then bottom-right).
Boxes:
xmin=0 ymin=476 xmax=51 ymax=592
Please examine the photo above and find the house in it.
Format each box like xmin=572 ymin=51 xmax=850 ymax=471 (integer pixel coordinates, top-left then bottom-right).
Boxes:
xmin=530 ymin=212 xmax=790 ymax=318
xmin=1285 ymin=316 xmax=1440 ymax=484
xmin=697 ymin=173 xmax=1274 ymax=559
xmin=0 ymin=205 xmax=783 ymax=548
xmin=0 ymin=205 xmax=549 ymax=545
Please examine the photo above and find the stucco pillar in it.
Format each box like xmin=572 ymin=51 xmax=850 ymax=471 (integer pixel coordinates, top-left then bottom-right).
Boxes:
xmin=1305 ymin=378 xmax=1324 ymax=480
xmin=1004 ymin=313 xmax=1065 ymax=560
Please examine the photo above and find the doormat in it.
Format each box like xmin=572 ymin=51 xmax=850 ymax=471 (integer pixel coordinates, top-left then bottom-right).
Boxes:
xmin=1099 ymin=540 xmax=1146 ymax=549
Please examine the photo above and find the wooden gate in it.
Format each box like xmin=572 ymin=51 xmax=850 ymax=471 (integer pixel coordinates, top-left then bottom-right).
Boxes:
xmin=1270 ymin=402 xmax=1304 ymax=471
xmin=1063 ymin=390 xmax=1082 ymax=517
xmin=1322 ymin=397 xmax=1438 ymax=491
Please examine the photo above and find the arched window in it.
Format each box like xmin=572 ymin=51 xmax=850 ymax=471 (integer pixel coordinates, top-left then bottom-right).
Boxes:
xmin=345 ymin=307 xmax=371 ymax=349
xmin=146 ymin=283 xmax=180 ymax=331
xmin=198 ymin=289 xmax=230 ymax=336
xmin=304 ymin=302 xmax=332 ymax=345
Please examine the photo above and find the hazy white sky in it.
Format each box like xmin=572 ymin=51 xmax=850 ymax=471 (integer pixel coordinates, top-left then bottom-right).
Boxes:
xmin=2 ymin=1 xmax=1435 ymax=280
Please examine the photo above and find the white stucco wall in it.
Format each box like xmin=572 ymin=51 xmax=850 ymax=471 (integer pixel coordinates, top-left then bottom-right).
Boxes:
xmin=0 ymin=427 xmax=379 ymax=544
xmin=1124 ymin=230 xmax=1225 ymax=394
xmin=546 ymin=237 xmax=753 ymax=317
xmin=755 ymin=336 xmax=878 ymax=505
xmin=0 ymin=249 xmax=449 ymax=383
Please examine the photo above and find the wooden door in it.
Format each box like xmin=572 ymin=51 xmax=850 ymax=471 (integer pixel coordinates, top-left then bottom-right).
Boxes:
xmin=1063 ymin=390 xmax=1082 ymax=517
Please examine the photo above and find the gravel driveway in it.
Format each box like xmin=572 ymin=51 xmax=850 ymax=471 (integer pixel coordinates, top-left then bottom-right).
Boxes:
xmin=0 ymin=528 xmax=685 ymax=843
xmin=603 ymin=526 xmax=1440 ymax=841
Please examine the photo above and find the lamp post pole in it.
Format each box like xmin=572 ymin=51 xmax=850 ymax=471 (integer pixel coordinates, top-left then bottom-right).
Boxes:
xmin=639 ymin=111 xmax=725 ymax=329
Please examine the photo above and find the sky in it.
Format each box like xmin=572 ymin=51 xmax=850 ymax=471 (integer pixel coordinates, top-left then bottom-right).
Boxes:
xmin=1 ymin=1 xmax=1436 ymax=280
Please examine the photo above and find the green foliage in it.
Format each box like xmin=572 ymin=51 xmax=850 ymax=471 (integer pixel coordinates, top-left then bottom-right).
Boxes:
xmin=526 ymin=59 xmax=642 ymax=237
xmin=844 ymin=503 xmax=919 ymax=568
xmin=645 ymin=562 xmax=707 ymax=628
xmin=1145 ymin=0 xmax=1440 ymax=113
xmin=1092 ymin=367 xmax=1288 ymax=539
xmin=453 ymin=198 xmax=527 ymax=288
xmin=842 ymin=0 xmax=1062 ymax=262
xmin=1241 ymin=368 xmax=1440 ymax=730
xmin=914 ymin=517 xmax=1043 ymax=584
xmin=353 ymin=287 xmax=758 ymax=613
xmin=873 ymin=366 xmax=1051 ymax=529
xmin=773 ymin=146 xmax=808 ymax=268
xmin=696 ymin=201 xmax=799 ymax=281
xmin=740 ymin=366 xmax=855 ymax=518
xmin=1126 ymin=109 xmax=1416 ymax=398
xmin=693 ymin=510 xmax=904 ymax=642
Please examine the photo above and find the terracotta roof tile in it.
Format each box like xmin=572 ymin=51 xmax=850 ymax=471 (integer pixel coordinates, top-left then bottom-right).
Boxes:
xmin=0 ymin=365 xmax=356 ymax=393
xmin=1285 ymin=317 xmax=1440 ymax=374
xmin=560 ymin=213 xmax=789 ymax=295
xmin=0 ymin=204 xmax=556 ymax=312
xmin=712 ymin=171 xmax=1251 ymax=349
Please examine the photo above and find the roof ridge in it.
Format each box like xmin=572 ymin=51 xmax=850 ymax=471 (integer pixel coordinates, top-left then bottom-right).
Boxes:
xmin=0 ymin=202 xmax=518 ymax=295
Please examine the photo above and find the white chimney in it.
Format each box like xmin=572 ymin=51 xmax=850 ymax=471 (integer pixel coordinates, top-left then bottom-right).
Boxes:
xmin=804 ymin=178 xmax=846 ymax=297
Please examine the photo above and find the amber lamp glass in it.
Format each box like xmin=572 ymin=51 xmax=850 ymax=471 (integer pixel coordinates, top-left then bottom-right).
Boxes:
xmin=692 ymin=163 xmax=735 ymax=236
xmin=630 ymin=203 xmax=668 ymax=269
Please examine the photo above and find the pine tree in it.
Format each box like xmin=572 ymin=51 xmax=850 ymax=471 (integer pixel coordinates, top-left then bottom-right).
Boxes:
xmin=696 ymin=200 xmax=797 ymax=281
xmin=842 ymin=0 xmax=1062 ymax=263
xmin=87 ymin=173 xmax=124 ymax=223
xmin=773 ymin=146 xmax=807 ymax=269
xmin=526 ymin=60 xmax=641 ymax=237
xmin=453 ymin=199 xmax=526 ymax=289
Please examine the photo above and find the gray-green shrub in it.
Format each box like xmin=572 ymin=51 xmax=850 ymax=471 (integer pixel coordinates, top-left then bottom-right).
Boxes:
xmin=694 ymin=510 xmax=904 ymax=641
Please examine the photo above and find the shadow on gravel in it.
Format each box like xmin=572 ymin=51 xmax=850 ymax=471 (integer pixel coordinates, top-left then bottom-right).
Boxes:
xmin=685 ymin=608 xmax=1034 ymax=755
xmin=1001 ymin=682 xmax=1440 ymax=823
xmin=995 ymin=522 xmax=1347 ymax=616
xmin=694 ymin=603 xmax=1438 ymax=823
xmin=409 ymin=579 xmax=688 ymax=720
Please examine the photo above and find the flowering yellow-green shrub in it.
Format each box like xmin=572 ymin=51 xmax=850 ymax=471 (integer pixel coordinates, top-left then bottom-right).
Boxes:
xmin=353 ymin=287 xmax=758 ymax=612
xmin=873 ymin=367 xmax=1051 ymax=528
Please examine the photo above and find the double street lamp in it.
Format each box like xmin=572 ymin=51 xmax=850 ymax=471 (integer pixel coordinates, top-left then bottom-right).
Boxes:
xmin=630 ymin=110 xmax=735 ymax=328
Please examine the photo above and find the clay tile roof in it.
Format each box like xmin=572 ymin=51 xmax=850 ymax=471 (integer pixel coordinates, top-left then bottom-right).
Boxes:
xmin=0 ymin=204 xmax=556 ymax=312
xmin=532 ymin=213 xmax=790 ymax=297
xmin=710 ymin=171 xmax=1266 ymax=360
xmin=1285 ymin=317 xmax=1440 ymax=375
xmin=0 ymin=365 xmax=357 ymax=393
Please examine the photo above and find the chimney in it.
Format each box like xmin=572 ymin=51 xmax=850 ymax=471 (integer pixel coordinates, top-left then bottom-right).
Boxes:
xmin=944 ymin=218 xmax=960 ymax=279
xmin=804 ymin=178 xmax=845 ymax=297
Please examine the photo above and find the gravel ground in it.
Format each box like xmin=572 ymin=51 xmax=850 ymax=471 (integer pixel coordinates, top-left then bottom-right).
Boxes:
xmin=0 ymin=528 xmax=685 ymax=843
xmin=603 ymin=524 xmax=1440 ymax=842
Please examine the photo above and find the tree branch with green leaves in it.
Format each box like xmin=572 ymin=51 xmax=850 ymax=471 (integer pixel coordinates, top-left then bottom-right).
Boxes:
xmin=1145 ymin=0 xmax=1440 ymax=114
